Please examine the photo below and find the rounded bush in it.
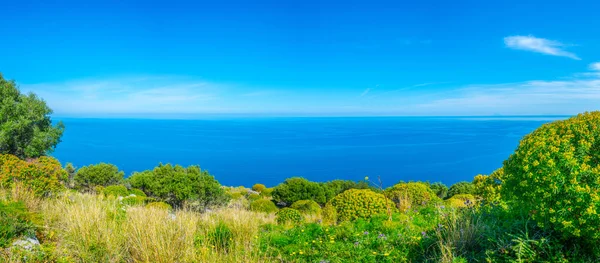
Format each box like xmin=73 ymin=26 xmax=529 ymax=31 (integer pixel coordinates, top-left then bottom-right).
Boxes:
xmin=261 ymin=188 xmax=274 ymax=197
xmin=128 ymin=188 xmax=147 ymax=197
xmin=252 ymin=183 xmax=267 ymax=193
xmin=330 ymin=189 xmax=394 ymax=222
xmin=121 ymin=195 xmax=147 ymax=206
xmin=321 ymin=203 xmax=338 ymax=225
xmin=503 ymin=112 xmax=600 ymax=239
xmin=445 ymin=194 xmax=477 ymax=208
xmin=102 ymin=185 xmax=129 ymax=197
xmin=385 ymin=182 xmax=439 ymax=212
xmin=472 ymin=168 xmax=503 ymax=203
xmin=0 ymin=154 xmax=67 ymax=196
xmin=248 ymin=193 xmax=261 ymax=201
xmin=146 ymin=201 xmax=172 ymax=210
xmin=250 ymin=199 xmax=278 ymax=213
xmin=74 ymin=163 xmax=124 ymax=190
xmin=290 ymin=200 xmax=321 ymax=215
xmin=276 ymin=208 xmax=304 ymax=225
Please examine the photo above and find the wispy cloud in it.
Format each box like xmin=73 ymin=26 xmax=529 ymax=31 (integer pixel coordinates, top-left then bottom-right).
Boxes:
xmin=360 ymin=88 xmax=372 ymax=97
xmin=21 ymin=76 xmax=223 ymax=115
xmin=504 ymin=35 xmax=580 ymax=60
xmin=590 ymin=62 xmax=600 ymax=71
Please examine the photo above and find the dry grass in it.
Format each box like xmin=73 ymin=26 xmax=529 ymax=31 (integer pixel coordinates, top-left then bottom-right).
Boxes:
xmin=27 ymin=192 xmax=278 ymax=262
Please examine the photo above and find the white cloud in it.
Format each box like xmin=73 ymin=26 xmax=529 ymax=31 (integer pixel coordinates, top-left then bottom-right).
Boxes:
xmin=504 ymin=35 xmax=580 ymax=60
xmin=360 ymin=88 xmax=371 ymax=97
xmin=590 ymin=62 xmax=600 ymax=71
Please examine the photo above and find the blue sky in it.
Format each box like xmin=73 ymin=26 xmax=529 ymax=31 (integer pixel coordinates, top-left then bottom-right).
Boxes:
xmin=2 ymin=0 xmax=600 ymax=117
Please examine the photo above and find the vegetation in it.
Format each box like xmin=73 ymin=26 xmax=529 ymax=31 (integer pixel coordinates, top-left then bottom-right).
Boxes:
xmin=0 ymin=74 xmax=64 ymax=159
xmin=128 ymin=163 xmax=229 ymax=210
xmin=74 ymin=163 xmax=124 ymax=191
xmin=3 ymin=85 xmax=600 ymax=262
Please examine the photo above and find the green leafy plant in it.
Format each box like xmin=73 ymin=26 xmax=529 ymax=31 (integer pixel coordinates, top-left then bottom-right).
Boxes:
xmin=0 ymin=154 xmax=67 ymax=196
xmin=102 ymin=185 xmax=129 ymax=197
xmin=385 ymin=182 xmax=440 ymax=212
xmin=276 ymin=208 xmax=304 ymax=225
xmin=330 ymin=189 xmax=394 ymax=222
xmin=290 ymin=200 xmax=321 ymax=215
xmin=447 ymin=182 xmax=476 ymax=199
xmin=252 ymin=183 xmax=267 ymax=193
xmin=145 ymin=201 xmax=172 ymax=210
xmin=250 ymin=199 xmax=278 ymax=213
xmin=74 ymin=163 xmax=124 ymax=191
xmin=272 ymin=177 xmax=329 ymax=206
xmin=0 ymin=74 xmax=64 ymax=159
xmin=502 ymin=111 xmax=600 ymax=240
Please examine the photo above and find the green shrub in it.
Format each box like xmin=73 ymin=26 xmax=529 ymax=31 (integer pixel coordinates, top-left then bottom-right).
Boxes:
xmin=262 ymin=188 xmax=274 ymax=197
xmin=321 ymin=203 xmax=338 ymax=225
xmin=145 ymin=201 xmax=172 ymax=210
xmin=128 ymin=188 xmax=147 ymax=197
xmin=248 ymin=193 xmax=261 ymax=201
xmin=0 ymin=154 xmax=67 ymax=196
xmin=102 ymin=185 xmax=129 ymax=197
xmin=74 ymin=163 xmax=124 ymax=191
xmin=128 ymin=163 xmax=229 ymax=210
xmin=276 ymin=208 xmax=304 ymax=225
xmin=445 ymin=194 xmax=477 ymax=208
xmin=330 ymin=189 xmax=394 ymax=222
xmin=290 ymin=200 xmax=321 ymax=215
xmin=252 ymin=184 xmax=267 ymax=193
xmin=502 ymin=112 xmax=600 ymax=240
xmin=472 ymin=168 xmax=503 ymax=203
xmin=447 ymin=182 xmax=476 ymax=199
xmin=429 ymin=182 xmax=449 ymax=199
xmin=207 ymin=222 xmax=233 ymax=252
xmin=250 ymin=199 xmax=278 ymax=213
xmin=272 ymin=177 xmax=328 ymax=206
xmin=0 ymin=201 xmax=35 ymax=248
xmin=322 ymin=179 xmax=372 ymax=200
xmin=385 ymin=182 xmax=439 ymax=212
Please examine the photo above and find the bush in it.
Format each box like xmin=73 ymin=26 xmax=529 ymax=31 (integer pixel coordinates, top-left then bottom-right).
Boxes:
xmin=276 ymin=208 xmax=304 ymax=225
xmin=472 ymin=168 xmax=503 ymax=204
xmin=250 ymin=199 xmax=278 ymax=213
xmin=385 ymin=182 xmax=439 ymax=212
xmin=74 ymin=163 xmax=124 ymax=191
xmin=447 ymin=182 xmax=476 ymax=199
xmin=429 ymin=182 xmax=449 ymax=199
xmin=102 ymin=185 xmax=129 ymax=197
xmin=252 ymin=184 xmax=267 ymax=193
xmin=290 ymin=200 xmax=321 ymax=215
xmin=272 ymin=177 xmax=329 ymax=206
xmin=128 ymin=188 xmax=147 ymax=197
xmin=445 ymin=194 xmax=477 ymax=208
xmin=321 ymin=203 xmax=338 ymax=225
xmin=322 ymin=179 xmax=372 ymax=200
xmin=248 ymin=193 xmax=261 ymax=201
xmin=145 ymin=201 xmax=172 ymax=210
xmin=330 ymin=189 xmax=394 ymax=222
xmin=262 ymin=188 xmax=274 ymax=197
xmin=128 ymin=163 xmax=229 ymax=210
xmin=0 ymin=154 xmax=67 ymax=196
xmin=502 ymin=112 xmax=600 ymax=240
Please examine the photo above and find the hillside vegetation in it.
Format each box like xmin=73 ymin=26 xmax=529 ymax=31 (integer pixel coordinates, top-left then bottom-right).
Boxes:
xmin=2 ymin=75 xmax=600 ymax=262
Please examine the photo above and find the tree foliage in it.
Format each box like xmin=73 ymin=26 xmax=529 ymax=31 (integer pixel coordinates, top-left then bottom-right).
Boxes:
xmin=447 ymin=181 xmax=476 ymax=199
xmin=428 ymin=182 xmax=449 ymax=199
xmin=74 ymin=163 xmax=124 ymax=191
xmin=0 ymin=73 xmax=64 ymax=159
xmin=272 ymin=177 xmax=329 ymax=206
xmin=128 ymin=163 xmax=229 ymax=210
xmin=502 ymin=112 xmax=600 ymax=240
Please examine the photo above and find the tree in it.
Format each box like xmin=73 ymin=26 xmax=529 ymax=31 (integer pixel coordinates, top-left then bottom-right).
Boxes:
xmin=428 ymin=182 xmax=449 ymax=199
xmin=74 ymin=163 xmax=125 ymax=190
xmin=0 ymin=73 xmax=64 ymax=159
xmin=128 ymin=163 xmax=229 ymax=210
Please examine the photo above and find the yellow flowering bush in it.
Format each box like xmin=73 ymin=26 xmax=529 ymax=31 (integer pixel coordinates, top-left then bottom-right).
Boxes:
xmin=502 ymin=112 xmax=600 ymax=239
xmin=384 ymin=182 xmax=439 ymax=212
xmin=473 ymin=168 xmax=503 ymax=203
xmin=276 ymin=208 xmax=304 ymax=225
xmin=0 ymin=154 xmax=67 ymax=196
xmin=250 ymin=199 xmax=279 ymax=213
xmin=445 ymin=194 xmax=477 ymax=208
xmin=330 ymin=189 xmax=394 ymax=222
xmin=145 ymin=201 xmax=172 ymax=210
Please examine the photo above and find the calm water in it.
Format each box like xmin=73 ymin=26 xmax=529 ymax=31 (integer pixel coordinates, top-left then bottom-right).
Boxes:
xmin=51 ymin=117 xmax=565 ymax=187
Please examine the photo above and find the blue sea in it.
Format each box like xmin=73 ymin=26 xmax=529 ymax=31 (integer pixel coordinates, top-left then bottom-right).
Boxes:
xmin=51 ymin=116 xmax=566 ymax=187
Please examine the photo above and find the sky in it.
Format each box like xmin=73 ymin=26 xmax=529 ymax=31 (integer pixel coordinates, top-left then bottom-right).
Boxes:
xmin=2 ymin=0 xmax=600 ymax=117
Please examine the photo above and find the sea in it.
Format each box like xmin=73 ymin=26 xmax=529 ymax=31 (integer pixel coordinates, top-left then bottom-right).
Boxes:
xmin=51 ymin=116 xmax=567 ymax=188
